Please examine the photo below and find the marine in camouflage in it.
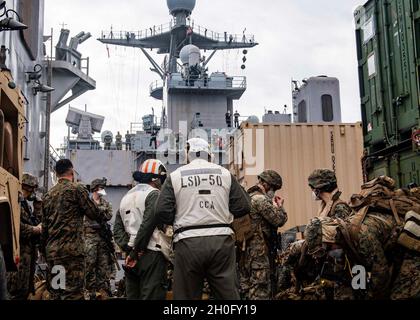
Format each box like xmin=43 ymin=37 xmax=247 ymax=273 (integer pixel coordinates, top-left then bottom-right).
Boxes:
xmin=41 ymin=178 xmax=102 ymax=300
xmin=6 ymin=202 xmax=40 ymax=300
xmin=356 ymin=212 xmax=402 ymax=299
xmin=277 ymin=217 xmax=355 ymax=300
xmin=84 ymin=196 xmax=113 ymax=296
xmin=238 ymin=182 xmax=287 ymax=300
xmin=6 ymin=173 xmax=41 ymax=300
xmin=354 ymin=212 xmax=399 ymax=299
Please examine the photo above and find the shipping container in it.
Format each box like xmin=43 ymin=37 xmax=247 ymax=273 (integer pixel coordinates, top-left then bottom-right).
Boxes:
xmin=354 ymin=0 xmax=420 ymax=187
xmin=228 ymin=122 xmax=364 ymax=231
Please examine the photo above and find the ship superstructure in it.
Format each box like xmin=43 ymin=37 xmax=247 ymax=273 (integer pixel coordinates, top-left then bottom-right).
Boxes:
xmin=98 ymin=0 xmax=258 ymax=166
xmin=61 ymin=0 xmax=258 ymax=215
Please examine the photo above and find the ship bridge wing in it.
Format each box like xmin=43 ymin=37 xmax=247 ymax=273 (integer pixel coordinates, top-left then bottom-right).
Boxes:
xmin=97 ymin=30 xmax=172 ymax=52
xmin=98 ymin=22 xmax=258 ymax=53
xmin=190 ymin=33 xmax=258 ymax=51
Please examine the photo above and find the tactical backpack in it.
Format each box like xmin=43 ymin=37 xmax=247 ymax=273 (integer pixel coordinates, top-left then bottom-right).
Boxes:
xmin=344 ymin=176 xmax=420 ymax=253
xmin=232 ymin=214 xmax=253 ymax=251
xmin=233 ymin=185 xmax=266 ymax=252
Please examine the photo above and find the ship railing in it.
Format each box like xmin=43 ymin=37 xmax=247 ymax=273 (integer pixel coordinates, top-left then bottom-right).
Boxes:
xmin=100 ymin=21 xmax=174 ymax=41
xmin=49 ymin=144 xmax=61 ymax=162
xmin=80 ymin=57 xmax=90 ymax=76
xmin=163 ymin=75 xmax=246 ymax=89
xmin=47 ymin=52 xmax=91 ymax=76
xmin=130 ymin=121 xmax=162 ymax=134
xmin=100 ymin=20 xmax=256 ymax=45
xmin=130 ymin=123 xmax=144 ymax=134
xmin=150 ymin=80 xmax=164 ymax=92
xmin=189 ymin=21 xmax=256 ymax=45
xmin=229 ymin=76 xmax=247 ymax=89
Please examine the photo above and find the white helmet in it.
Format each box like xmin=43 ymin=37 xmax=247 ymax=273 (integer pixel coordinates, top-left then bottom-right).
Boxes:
xmin=187 ymin=138 xmax=211 ymax=154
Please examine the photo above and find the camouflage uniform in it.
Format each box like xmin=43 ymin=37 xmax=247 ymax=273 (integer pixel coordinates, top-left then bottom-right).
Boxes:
xmin=84 ymin=194 xmax=113 ymax=296
xmin=277 ymin=240 xmax=306 ymax=298
xmin=239 ymin=170 xmax=288 ymax=300
xmin=277 ymin=217 xmax=354 ymax=300
xmin=41 ymin=178 xmax=102 ymax=300
xmin=355 ymin=212 xmax=398 ymax=299
xmin=390 ymin=251 xmax=420 ymax=299
xmin=7 ymin=173 xmax=40 ymax=300
xmin=277 ymin=170 xmax=352 ymax=300
xmin=33 ymin=193 xmax=43 ymax=222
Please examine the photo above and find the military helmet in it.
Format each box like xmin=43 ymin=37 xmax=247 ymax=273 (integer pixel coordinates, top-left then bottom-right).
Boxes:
xmin=258 ymin=170 xmax=283 ymax=190
xmin=304 ymin=217 xmax=323 ymax=256
xmin=91 ymin=178 xmax=107 ymax=191
xmin=22 ymin=173 xmax=39 ymax=188
xmin=308 ymin=169 xmax=337 ymax=191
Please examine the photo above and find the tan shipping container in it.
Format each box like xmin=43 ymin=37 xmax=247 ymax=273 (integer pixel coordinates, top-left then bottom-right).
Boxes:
xmin=228 ymin=122 xmax=364 ymax=231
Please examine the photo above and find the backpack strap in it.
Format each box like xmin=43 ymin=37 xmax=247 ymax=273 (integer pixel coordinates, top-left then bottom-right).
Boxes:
xmin=337 ymin=219 xmax=363 ymax=264
xmin=388 ymin=199 xmax=402 ymax=225
xmin=348 ymin=206 xmax=369 ymax=243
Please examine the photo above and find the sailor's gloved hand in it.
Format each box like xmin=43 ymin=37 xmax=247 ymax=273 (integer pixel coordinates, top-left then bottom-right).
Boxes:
xmin=125 ymin=250 xmax=145 ymax=269
xmin=125 ymin=255 xmax=137 ymax=269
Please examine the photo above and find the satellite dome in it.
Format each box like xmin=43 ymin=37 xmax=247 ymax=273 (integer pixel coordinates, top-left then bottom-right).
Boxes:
xmin=247 ymin=116 xmax=260 ymax=124
xmin=101 ymin=130 xmax=114 ymax=144
xmin=167 ymin=0 xmax=196 ymax=15
xmin=180 ymin=44 xmax=201 ymax=66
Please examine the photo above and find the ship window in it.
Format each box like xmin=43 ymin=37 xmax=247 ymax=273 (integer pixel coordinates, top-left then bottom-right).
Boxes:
xmin=321 ymin=95 xmax=334 ymax=122
xmin=297 ymin=100 xmax=307 ymax=123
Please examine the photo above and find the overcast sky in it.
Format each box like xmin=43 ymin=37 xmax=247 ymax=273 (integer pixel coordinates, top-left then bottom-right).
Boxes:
xmin=45 ymin=0 xmax=365 ymax=149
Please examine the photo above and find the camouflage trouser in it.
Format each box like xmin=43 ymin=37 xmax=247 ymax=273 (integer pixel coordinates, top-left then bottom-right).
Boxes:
xmin=357 ymin=215 xmax=395 ymax=299
xmin=84 ymin=232 xmax=110 ymax=294
xmin=390 ymin=252 xmax=420 ymax=300
xmin=238 ymin=237 xmax=271 ymax=300
xmin=47 ymin=257 xmax=85 ymax=300
xmin=6 ymin=247 xmax=36 ymax=300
